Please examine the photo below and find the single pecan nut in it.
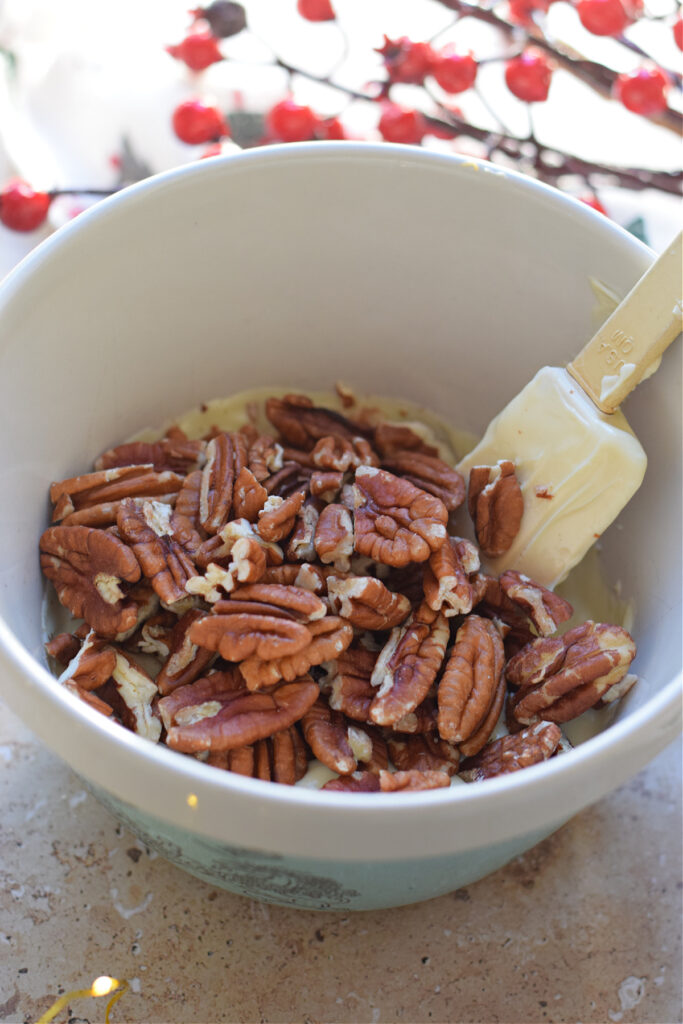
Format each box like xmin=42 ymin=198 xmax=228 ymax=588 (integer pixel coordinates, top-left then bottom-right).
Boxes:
xmin=386 ymin=732 xmax=460 ymax=775
xmin=266 ymin=394 xmax=368 ymax=449
xmin=353 ymin=467 xmax=448 ymax=568
xmin=458 ymin=673 xmax=506 ymax=758
xmin=226 ymin=536 xmax=267 ymax=585
xmin=369 ymin=603 xmax=449 ymax=726
xmin=437 ymin=615 xmax=505 ymax=744
xmin=109 ymin=650 xmax=161 ymax=741
xmin=507 ymin=621 xmax=637 ymax=726
xmin=258 ymin=562 xmax=327 ymax=594
xmin=227 ymin=582 xmax=327 ymax=622
xmin=246 ymin=432 xmax=284 ymax=482
xmin=379 ymin=769 xmax=451 ymax=792
xmin=311 ymin=435 xmax=379 ymax=472
xmin=232 ymin=466 xmax=268 ymax=522
xmin=45 ymin=632 xmax=83 ymax=667
xmin=423 ymin=536 xmax=480 ymax=617
xmin=174 ymin=470 xmax=203 ymax=529
xmin=309 ymin=471 xmax=344 ymax=503
xmin=459 ymin=721 xmax=562 ymax=781
xmin=499 ymin=570 xmax=573 ymax=637
xmin=327 ymin=576 xmax=411 ymax=630
xmin=257 ymin=490 xmax=307 ymax=543
xmin=314 ymin=503 xmax=354 ymax=572
xmin=57 ymin=630 xmax=117 ymax=690
xmin=196 ymin=519 xmax=284 ymax=571
xmin=327 ymin=646 xmax=378 ymax=722
xmin=373 ymin=422 xmax=440 ymax=459
xmin=238 ymin=616 xmax=353 ymax=690
xmin=301 ymin=698 xmax=357 ymax=774
xmin=95 ymin=437 xmax=206 ymax=474
xmin=285 ymin=501 xmax=320 ymax=562
xmin=156 ymin=610 xmax=216 ymax=695
xmin=117 ymin=498 xmax=202 ymax=606
xmin=40 ymin=525 xmax=141 ymax=637
xmin=189 ymin=611 xmax=311 ymax=661
xmin=161 ymin=674 xmax=319 ymax=753
xmin=199 ymin=432 xmax=248 ymax=535
xmin=467 ymin=460 xmax=524 ymax=557
xmin=382 ymin=451 xmax=465 ymax=512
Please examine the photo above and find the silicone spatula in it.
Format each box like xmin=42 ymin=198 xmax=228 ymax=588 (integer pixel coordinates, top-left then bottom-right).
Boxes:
xmin=457 ymin=230 xmax=682 ymax=588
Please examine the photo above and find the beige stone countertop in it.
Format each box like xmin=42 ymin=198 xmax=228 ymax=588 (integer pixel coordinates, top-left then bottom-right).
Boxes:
xmin=0 ymin=697 xmax=680 ymax=1024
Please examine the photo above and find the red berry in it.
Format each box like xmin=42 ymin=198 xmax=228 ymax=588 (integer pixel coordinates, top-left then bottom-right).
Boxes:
xmin=0 ymin=181 xmax=51 ymax=232
xmin=190 ymin=2 xmax=246 ymax=38
xmin=614 ymin=65 xmax=669 ymax=115
xmin=504 ymin=51 xmax=553 ymax=102
xmin=297 ymin=0 xmax=335 ymax=21
xmin=267 ymin=99 xmax=318 ymax=142
xmin=576 ymin=0 xmax=629 ymax=36
xmin=432 ymin=51 xmax=478 ymax=94
xmin=377 ymin=104 xmax=426 ymax=145
xmin=166 ymin=29 xmax=223 ymax=71
xmin=375 ymin=36 xmax=436 ymax=84
xmin=673 ymin=15 xmax=683 ymax=50
xmin=316 ymin=117 xmax=346 ymax=140
xmin=172 ymin=99 xmax=229 ymax=144
xmin=507 ymin=0 xmax=551 ymax=26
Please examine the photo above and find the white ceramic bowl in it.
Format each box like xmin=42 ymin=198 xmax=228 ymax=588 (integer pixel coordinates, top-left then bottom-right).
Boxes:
xmin=0 ymin=143 xmax=680 ymax=910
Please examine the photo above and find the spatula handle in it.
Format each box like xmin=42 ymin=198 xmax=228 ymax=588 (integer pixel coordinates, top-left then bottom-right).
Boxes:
xmin=567 ymin=230 xmax=682 ymax=414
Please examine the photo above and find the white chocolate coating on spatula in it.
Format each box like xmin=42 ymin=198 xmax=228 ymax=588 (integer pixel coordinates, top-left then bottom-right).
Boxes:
xmin=457 ymin=367 xmax=647 ymax=588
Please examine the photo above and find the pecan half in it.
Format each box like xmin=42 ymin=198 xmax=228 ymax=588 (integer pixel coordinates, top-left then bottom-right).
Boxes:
xmin=373 ymin=422 xmax=440 ymax=459
xmin=382 ymin=452 xmax=465 ymax=512
xmin=437 ymin=615 xmax=505 ymax=744
xmin=95 ymin=437 xmax=205 ymax=474
xmin=238 ymin=616 xmax=353 ymax=690
xmin=45 ymin=632 xmax=83 ymax=667
xmin=161 ymin=674 xmax=319 ymax=753
xmin=309 ymin=471 xmax=344 ymax=503
xmin=327 ymin=646 xmax=378 ymax=722
xmin=369 ymin=603 xmax=449 ymax=726
xmin=301 ymin=698 xmax=357 ymax=774
xmin=499 ymin=570 xmax=573 ymax=637
xmin=507 ymin=621 xmax=637 ymax=726
xmin=467 ymin=460 xmax=524 ymax=557
xmin=199 ymin=432 xmax=248 ymax=535
xmin=353 ymin=467 xmax=448 ymax=568
xmin=109 ymin=651 xmax=161 ymax=741
xmin=232 ymin=467 xmax=268 ymax=522
xmin=156 ymin=610 xmax=216 ymax=695
xmin=196 ymin=519 xmax=284 ymax=571
xmin=227 ymin=583 xmax=327 ymax=622
xmin=266 ymin=394 xmax=367 ymax=449
xmin=189 ymin=611 xmax=311 ymax=662
xmin=458 ymin=673 xmax=506 ymax=758
xmin=285 ymin=501 xmax=320 ymax=562
xmin=314 ymin=503 xmax=354 ymax=572
xmin=327 ymin=576 xmax=411 ymax=630
xmin=40 ymin=525 xmax=141 ymax=637
xmin=257 ymin=490 xmax=307 ymax=543
xmin=311 ymin=435 xmax=379 ymax=472
xmin=423 ymin=536 xmax=480 ymax=617
xmin=117 ymin=498 xmax=201 ymax=606
xmin=459 ymin=721 xmax=562 ymax=781
xmin=57 ymin=630 xmax=117 ymax=691
xmin=259 ymin=562 xmax=327 ymax=594
xmin=174 ymin=470 xmax=203 ymax=529
xmin=386 ymin=732 xmax=460 ymax=775
xmin=379 ymin=770 xmax=451 ymax=792
xmin=246 ymin=432 xmax=284 ymax=482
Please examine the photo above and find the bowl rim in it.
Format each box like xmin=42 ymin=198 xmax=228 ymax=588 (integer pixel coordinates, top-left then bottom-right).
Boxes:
xmin=0 ymin=141 xmax=680 ymax=856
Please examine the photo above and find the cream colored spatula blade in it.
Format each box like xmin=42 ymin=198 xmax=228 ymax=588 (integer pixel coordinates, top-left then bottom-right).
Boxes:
xmin=457 ymin=230 xmax=682 ymax=589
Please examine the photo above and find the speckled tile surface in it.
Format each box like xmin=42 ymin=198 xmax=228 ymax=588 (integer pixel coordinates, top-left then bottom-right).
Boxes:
xmin=0 ymin=697 xmax=680 ymax=1024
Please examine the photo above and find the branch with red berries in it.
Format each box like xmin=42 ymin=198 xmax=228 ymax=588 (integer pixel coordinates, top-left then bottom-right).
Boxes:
xmin=1 ymin=0 xmax=681 ymax=234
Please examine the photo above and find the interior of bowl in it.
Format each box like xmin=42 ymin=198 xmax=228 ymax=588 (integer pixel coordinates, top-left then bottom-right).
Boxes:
xmin=0 ymin=144 xmax=679 ymax=843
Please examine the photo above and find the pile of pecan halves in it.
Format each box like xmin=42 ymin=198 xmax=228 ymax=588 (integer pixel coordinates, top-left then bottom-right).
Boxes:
xmin=40 ymin=392 xmax=638 ymax=793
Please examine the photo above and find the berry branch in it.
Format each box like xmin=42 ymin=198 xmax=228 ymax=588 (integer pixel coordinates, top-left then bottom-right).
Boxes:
xmin=1 ymin=0 xmax=681 ymax=234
